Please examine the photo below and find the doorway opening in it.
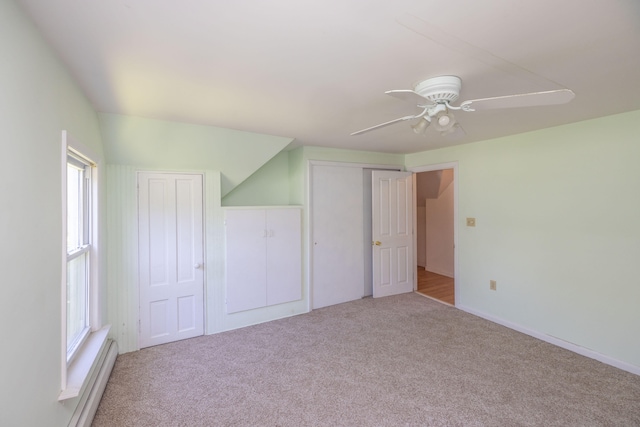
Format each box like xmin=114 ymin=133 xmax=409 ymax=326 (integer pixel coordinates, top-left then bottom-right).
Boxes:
xmin=415 ymin=168 xmax=455 ymax=305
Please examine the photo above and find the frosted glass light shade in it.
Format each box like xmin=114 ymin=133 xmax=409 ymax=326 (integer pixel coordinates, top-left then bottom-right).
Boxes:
xmin=412 ymin=118 xmax=430 ymax=134
xmin=434 ymin=111 xmax=456 ymax=132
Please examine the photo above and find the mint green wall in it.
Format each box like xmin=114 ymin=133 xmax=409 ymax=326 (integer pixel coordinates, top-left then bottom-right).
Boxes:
xmin=222 ymin=145 xmax=405 ymax=207
xmin=99 ymin=113 xmax=294 ymax=196
xmin=0 ymin=2 xmax=105 ymax=425
xmin=406 ymin=110 xmax=640 ymax=370
xmin=293 ymin=145 xmax=405 ymax=206
xmin=222 ymin=151 xmax=292 ymax=206
xmin=302 ymin=146 xmax=405 ymax=166
xmin=288 ymin=147 xmax=305 ymax=205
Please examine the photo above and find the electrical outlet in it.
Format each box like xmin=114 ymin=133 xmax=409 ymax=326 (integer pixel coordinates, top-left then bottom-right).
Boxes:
xmin=466 ymin=217 xmax=476 ymax=227
xmin=490 ymin=280 xmax=497 ymax=291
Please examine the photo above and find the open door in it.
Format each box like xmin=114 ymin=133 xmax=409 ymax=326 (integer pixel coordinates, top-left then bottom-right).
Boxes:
xmin=372 ymin=170 xmax=414 ymax=298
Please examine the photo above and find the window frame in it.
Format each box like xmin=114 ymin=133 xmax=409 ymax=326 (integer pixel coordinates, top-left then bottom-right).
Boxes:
xmin=65 ymin=150 xmax=93 ymax=363
xmin=60 ymin=131 xmax=107 ymax=400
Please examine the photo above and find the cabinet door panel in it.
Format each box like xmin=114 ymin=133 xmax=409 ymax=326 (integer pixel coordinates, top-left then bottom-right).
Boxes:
xmin=266 ymin=209 xmax=302 ymax=306
xmin=225 ymin=210 xmax=267 ymax=313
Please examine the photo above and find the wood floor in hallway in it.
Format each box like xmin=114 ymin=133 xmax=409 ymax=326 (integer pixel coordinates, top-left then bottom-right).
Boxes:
xmin=417 ymin=267 xmax=454 ymax=305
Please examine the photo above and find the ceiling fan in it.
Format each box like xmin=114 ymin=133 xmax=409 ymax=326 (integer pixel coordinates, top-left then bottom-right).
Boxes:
xmin=351 ymin=75 xmax=575 ymax=136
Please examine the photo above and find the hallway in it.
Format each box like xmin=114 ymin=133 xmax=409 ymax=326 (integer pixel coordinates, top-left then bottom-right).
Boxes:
xmin=416 ymin=267 xmax=454 ymax=305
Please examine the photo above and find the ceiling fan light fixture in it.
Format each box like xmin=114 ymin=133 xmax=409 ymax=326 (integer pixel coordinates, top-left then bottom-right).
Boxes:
xmin=434 ymin=110 xmax=456 ymax=133
xmin=412 ymin=117 xmax=430 ymax=134
xmin=437 ymin=114 xmax=451 ymax=127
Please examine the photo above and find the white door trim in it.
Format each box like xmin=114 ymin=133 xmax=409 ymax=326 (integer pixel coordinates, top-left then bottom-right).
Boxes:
xmin=406 ymin=162 xmax=458 ymax=305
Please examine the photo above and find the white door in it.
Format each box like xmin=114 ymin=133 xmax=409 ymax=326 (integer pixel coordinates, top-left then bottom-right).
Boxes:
xmin=138 ymin=173 xmax=204 ymax=348
xmin=372 ymin=170 xmax=414 ymax=298
xmin=311 ymin=165 xmax=364 ymax=309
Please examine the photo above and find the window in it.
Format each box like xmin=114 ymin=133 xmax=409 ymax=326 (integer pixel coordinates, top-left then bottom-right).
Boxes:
xmin=60 ymin=131 xmax=108 ymax=400
xmin=66 ymin=151 xmax=93 ymax=361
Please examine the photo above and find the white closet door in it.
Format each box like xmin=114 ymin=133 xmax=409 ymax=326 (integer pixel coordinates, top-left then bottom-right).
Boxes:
xmin=225 ymin=209 xmax=267 ymax=313
xmin=266 ymin=209 xmax=302 ymax=306
xmin=311 ymin=165 xmax=364 ymax=309
xmin=138 ymin=173 xmax=204 ymax=348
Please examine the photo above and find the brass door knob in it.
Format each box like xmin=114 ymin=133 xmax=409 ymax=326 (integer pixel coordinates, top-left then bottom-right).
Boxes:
xmin=373 ymin=241 xmax=382 ymax=246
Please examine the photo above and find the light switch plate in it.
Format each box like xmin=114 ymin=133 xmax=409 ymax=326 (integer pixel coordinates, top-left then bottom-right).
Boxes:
xmin=466 ymin=217 xmax=476 ymax=227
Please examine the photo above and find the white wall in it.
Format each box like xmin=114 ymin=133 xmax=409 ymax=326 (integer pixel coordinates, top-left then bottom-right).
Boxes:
xmin=425 ymin=178 xmax=454 ymax=277
xmin=406 ymin=110 xmax=640 ymax=371
xmin=0 ymin=2 xmax=105 ymax=425
xmin=416 ymin=169 xmax=455 ymax=274
xmin=416 ymin=206 xmax=427 ymax=267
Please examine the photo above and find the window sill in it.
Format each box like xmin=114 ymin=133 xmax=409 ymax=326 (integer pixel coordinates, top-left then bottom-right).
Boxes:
xmin=58 ymin=325 xmax=111 ymax=401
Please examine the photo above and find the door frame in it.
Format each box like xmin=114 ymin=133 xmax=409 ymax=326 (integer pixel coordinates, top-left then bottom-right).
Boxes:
xmin=406 ymin=162 xmax=458 ymax=305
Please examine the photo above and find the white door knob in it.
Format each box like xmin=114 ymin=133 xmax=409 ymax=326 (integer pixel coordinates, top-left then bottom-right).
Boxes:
xmin=194 ymin=263 xmax=202 ymax=269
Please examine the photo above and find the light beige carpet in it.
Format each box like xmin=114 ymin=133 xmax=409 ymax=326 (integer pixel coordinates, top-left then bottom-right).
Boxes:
xmin=93 ymin=293 xmax=640 ymax=426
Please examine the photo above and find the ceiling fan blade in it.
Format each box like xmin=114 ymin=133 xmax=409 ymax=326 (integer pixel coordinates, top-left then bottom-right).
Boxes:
xmin=351 ymin=115 xmax=416 ymax=136
xmin=385 ymin=89 xmax=431 ymax=106
xmin=460 ymin=89 xmax=575 ymax=111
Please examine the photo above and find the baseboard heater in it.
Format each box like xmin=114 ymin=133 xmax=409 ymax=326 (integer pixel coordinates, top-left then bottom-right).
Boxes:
xmin=68 ymin=339 xmax=119 ymax=427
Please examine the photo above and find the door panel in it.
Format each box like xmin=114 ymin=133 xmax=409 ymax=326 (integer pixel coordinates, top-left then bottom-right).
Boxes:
xmin=225 ymin=209 xmax=267 ymax=313
xmin=139 ymin=173 xmax=204 ymax=348
xmin=311 ymin=165 xmax=364 ymax=309
xmin=177 ymin=295 xmax=196 ymax=332
xmin=148 ymin=179 xmax=170 ymax=286
xmin=266 ymin=209 xmax=302 ymax=306
xmin=372 ymin=171 xmax=414 ymax=298
xmin=176 ymin=179 xmax=196 ymax=283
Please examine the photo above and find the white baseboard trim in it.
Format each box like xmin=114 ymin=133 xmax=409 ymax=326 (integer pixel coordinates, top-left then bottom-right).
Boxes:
xmin=457 ymin=304 xmax=640 ymax=377
xmin=69 ymin=339 xmax=119 ymax=427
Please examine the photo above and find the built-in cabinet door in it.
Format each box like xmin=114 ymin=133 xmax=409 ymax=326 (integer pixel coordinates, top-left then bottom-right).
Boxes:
xmin=225 ymin=209 xmax=268 ymax=313
xmin=225 ymin=208 xmax=301 ymax=314
xmin=266 ymin=209 xmax=302 ymax=306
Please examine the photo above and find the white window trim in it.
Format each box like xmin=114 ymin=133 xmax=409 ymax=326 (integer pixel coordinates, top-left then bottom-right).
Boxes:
xmin=60 ymin=130 xmax=109 ymax=401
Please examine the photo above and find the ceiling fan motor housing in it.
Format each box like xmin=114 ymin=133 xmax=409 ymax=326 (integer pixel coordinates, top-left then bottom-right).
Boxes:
xmin=414 ymin=75 xmax=461 ymax=104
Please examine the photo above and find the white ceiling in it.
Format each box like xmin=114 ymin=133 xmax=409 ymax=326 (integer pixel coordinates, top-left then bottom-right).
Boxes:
xmin=18 ymin=0 xmax=640 ymax=154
